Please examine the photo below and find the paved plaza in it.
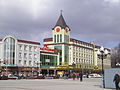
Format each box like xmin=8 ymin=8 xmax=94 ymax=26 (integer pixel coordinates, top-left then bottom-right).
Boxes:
xmin=0 ymin=78 xmax=115 ymax=90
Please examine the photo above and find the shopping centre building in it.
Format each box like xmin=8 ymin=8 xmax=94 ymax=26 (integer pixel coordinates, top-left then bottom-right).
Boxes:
xmin=43 ymin=13 xmax=111 ymax=73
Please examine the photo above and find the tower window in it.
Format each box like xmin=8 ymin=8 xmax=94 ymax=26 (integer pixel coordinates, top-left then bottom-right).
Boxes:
xmin=60 ymin=34 xmax=62 ymax=42
xmin=54 ymin=35 xmax=56 ymax=43
xmin=57 ymin=35 xmax=59 ymax=42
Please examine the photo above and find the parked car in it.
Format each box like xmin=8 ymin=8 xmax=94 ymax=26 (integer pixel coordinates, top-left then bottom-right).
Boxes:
xmin=88 ymin=73 xmax=102 ymax=78
xmin=0 ymin=75 xmax=8 ymax=80
xmin=8 ymin=75 xmax=18 ymax=80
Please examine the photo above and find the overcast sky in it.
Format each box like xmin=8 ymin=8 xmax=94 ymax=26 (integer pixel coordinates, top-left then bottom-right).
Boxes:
xmin=0 ymin=0 xmax=120 ymax=48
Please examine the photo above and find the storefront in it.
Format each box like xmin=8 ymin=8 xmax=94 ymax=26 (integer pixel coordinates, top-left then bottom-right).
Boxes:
xmin=1 ymin=66 xmax=39 ymax=77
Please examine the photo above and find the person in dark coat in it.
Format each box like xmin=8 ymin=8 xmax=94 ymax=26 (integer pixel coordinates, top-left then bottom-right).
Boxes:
xmin=113 ymin=73 xmax=120 ymax=90
xmin=80 ymin=72 xmax=83 ymax=82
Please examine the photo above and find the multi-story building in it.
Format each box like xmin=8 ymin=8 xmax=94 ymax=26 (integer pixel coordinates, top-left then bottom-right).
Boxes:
xmin=0 ymin=35 xmax=40 ymax=76
xmin=43 ymin=13 xmax=111 ymax=73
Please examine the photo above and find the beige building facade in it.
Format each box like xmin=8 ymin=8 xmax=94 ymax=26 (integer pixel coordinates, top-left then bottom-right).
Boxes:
xmin=44 ymin=13 xmax=111 ymax=72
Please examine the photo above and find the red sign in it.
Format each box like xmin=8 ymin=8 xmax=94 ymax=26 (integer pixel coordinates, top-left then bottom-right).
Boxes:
xmin=40 ymin=44 xmax=56 ymax=52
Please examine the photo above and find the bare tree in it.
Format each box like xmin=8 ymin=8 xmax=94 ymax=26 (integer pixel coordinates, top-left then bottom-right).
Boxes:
xmin=111 ymin=43 xmax=120 ymax=68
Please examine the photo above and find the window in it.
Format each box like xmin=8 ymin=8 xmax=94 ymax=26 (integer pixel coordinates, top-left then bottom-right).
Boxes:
xmin=24 ymin=60 xmax=27 ymax=65
xmin=57 ymin=35 xmax=59 ymax=42
xmin=19 ymin=53 xmax=22 ymax=58
xmin=24 ymin=53 xmax=27 ymax=59
xmin=54 ymin=35 xmax=56 ymax=43
xmin=24 ymin=45 xmax=27 ymax=51
xmin=19 ymin=45 xmax=22 ymax=50
xmin=29 ymin=54 xmax=32 ymax=59
xmin=60 ymin=34 xmax=62 ymax=42
xmin=4 ymin=37 xmax=15 ymax=65
xmin=29 ymin=61 xmax=31 ymax=65
xmin=34 ymin=47 xmax=37 ymax=52
xmin=29 ymin=46 xmax=32 ymax=52
xmin=19 ymin=60 xmax=21 ymax=64
xmin=34 ymin=54 xmax=37 ymax=59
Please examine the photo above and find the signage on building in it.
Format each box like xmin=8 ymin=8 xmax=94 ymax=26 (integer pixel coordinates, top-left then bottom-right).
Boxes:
xmin=40 ymin=66 xmax=56 ymax=69
xmin=41 ymin=66 xmax=50 ymax=69
xmin=49 ymin=66 xmax=55 ymax=69
xmin=40 ymin=44 xmax=56 ymax=52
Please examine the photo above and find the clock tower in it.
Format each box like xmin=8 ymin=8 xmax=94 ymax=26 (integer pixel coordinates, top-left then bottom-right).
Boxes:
xmin=52 ymin=13 xmax=70 ymax=43
xmin=52 ymin=13 xmax=70 ymax=65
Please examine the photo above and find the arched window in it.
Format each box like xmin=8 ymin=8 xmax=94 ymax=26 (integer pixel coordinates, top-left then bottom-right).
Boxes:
xmin=4 ymin=37 xmax=15 ymax=65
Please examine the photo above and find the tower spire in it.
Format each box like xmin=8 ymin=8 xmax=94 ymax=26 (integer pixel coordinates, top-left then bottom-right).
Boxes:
xmin=54 ymin=10 xmax=68 ymax=29
xmin=60 ymin=10 xmax=63 ymax=15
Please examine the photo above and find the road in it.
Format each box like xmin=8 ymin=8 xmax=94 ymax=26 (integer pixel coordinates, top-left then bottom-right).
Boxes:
xmin=0 ymin=78 xmax=114 ymax=90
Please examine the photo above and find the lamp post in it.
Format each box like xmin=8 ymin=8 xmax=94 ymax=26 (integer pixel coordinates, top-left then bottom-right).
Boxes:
xmin=72 ymin=61 xmax=76 ymax=73
xmin=97 ymin=46 xmax=109 ymax=88
xmin=116 ymin=62 xmax=120 ymax=67
xmin=36 ymin=61 xmax=41 ymax=77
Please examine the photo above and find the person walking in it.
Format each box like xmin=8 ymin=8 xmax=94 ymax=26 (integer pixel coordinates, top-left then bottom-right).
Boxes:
xmin=72 ymin=73 xmax=76 ymax=80
xmin=113 ymin=73 xmax=120 ymax=90
xmin=80 ymin=72 xmax=83 ymax=82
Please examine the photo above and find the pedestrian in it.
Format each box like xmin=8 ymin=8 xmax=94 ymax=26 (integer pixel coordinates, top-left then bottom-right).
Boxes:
xmin=72 ymin=73 xmax=76 ymax=80
xmin=113 ymin=73 xmax=120 ymax=90
xmin=77 ymin=73 xmax=80 ymax=80
xmin=80 ymin=72 xmax=83 ymax=82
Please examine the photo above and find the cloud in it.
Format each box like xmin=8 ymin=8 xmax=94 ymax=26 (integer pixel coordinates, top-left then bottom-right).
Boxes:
xmin=0 ymin=0 xmax=120 ymax=48
xmin=104 ymin=0 xmax=120 ymax=4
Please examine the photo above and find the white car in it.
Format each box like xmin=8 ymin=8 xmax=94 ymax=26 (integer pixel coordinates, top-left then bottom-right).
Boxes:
xmin=8 ymin=75 xmax=18 ymax=80
xmin=88 ymin=73 xmax=102 ymax=78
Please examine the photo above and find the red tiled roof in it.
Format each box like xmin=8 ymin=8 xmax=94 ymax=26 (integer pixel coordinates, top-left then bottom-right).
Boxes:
xmin=18 ymin=39 xmax=40 ymax=45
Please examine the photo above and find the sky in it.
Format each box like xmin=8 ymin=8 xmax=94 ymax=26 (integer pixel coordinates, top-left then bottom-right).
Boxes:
xmin=0 ymin=0 xmax=120 ymax=48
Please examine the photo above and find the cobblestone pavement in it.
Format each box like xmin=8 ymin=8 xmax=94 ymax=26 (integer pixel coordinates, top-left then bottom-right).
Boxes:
xmin=0 ymin=78 xmax=115 ymax=90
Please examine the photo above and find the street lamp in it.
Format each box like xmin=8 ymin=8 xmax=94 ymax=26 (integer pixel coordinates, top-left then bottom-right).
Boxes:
xmin=72 ymin=61 xmax=76 ymax=73
xmin=97 ymin=46 xmax=109 ymax=88
xmin=116 ymin=62 xmax=120 ymax=67
xmin=36 ymin=61 xmax=42 ymax=77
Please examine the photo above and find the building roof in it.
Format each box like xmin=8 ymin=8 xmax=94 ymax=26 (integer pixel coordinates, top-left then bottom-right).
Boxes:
xmin=44 ymin=38 xmax=53 ymax=42
xmin=18 ymin=39 xmax=40 ymax=45
xmin=54 ymin=13 xmax=68 ymax=29
xmin=0 ymin=38 xmax=40 ymax=45
xmin=70 ymin=38 xmax=94 ymax=47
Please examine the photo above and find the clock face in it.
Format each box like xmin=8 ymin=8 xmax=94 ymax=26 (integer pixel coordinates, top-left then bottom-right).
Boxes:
xmin=56 ymin=27 xmax=60 ymax=32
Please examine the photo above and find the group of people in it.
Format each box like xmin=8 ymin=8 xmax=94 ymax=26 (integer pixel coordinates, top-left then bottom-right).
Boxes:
xmin=113 ymin=73 xmax=120 ymax=90
xmin=63 ymin=72 xmax=83 ymax=82
xmin=72 ymin=73 xmax=83 ymax=81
